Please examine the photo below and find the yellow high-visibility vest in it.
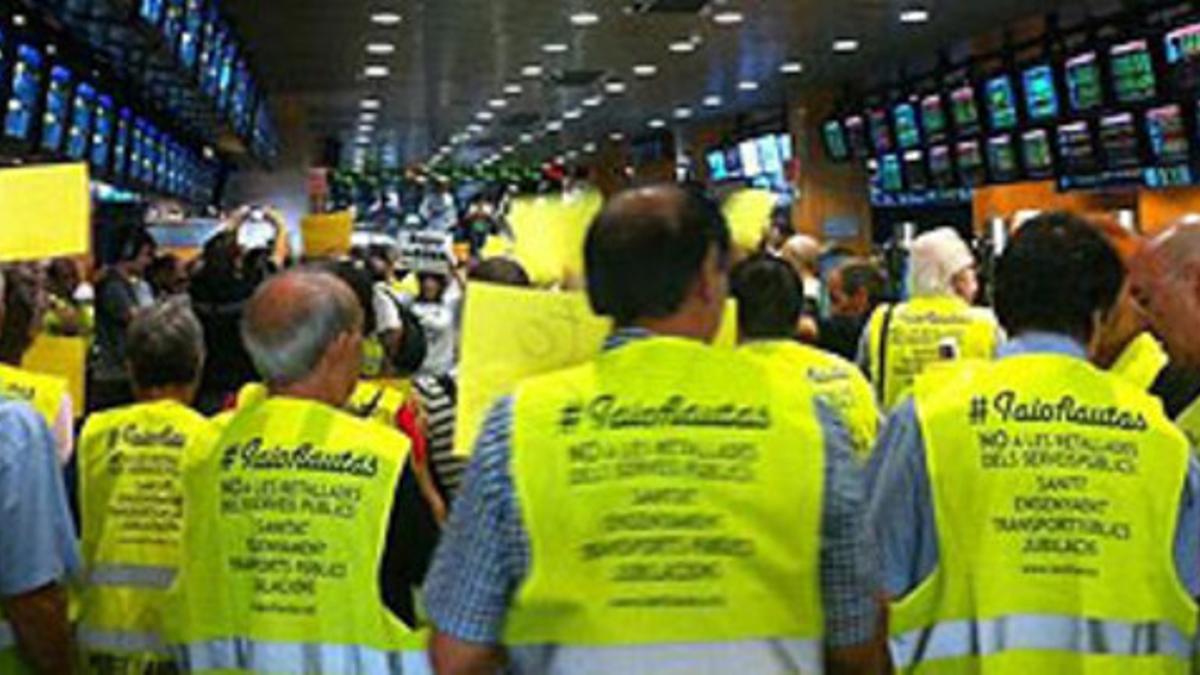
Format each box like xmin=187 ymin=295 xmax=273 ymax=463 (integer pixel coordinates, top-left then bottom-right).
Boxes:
xmin=77 ymin=399 xmax=215 ymax=671
xmin=1178 ymin=396 xmax=1200 ymax=450
xmin=504 ymin=337 xmax=826 ymax=668
xmin=236 ymin=380 xmax=411 ymax=431
xmin=0 ymin=362 xmax=66 ymax=429
xmin=892 ymin=353 xmax=1196 ymax=673
xmin=867 ymin=296 xmax=998 ymax=411
xmin=166 ymin=397 xmax=426 ymax=673
xmin=740 ymin=339 xmax=880 ymax=463
xmin=1110 ymin=332 xmax=1169 ymax=391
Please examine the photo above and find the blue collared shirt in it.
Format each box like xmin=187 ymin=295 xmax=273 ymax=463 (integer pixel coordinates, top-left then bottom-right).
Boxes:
xmin=867 ymin=332 xmax=1200 ymax=600
xmin=425 ymin=328 xmax=881 ymax=648
xmin=0 ymin=398 xmax=80 ymax=598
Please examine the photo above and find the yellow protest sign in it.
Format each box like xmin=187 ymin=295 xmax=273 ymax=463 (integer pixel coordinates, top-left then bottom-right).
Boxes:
xmin=722 ymin=188 xmax=779 ymax=253
xmin=0 ymin=164 xmax=91 ymax=262
xmin=455 ymin=283 xmax=738 ymax=455
xmin=23 ymin=335 xmax=87 ymax=416
xmin=507 ymin=190 xmax=602 ymax=285
xmin=300 ymin=211 xmax=353 ymax=258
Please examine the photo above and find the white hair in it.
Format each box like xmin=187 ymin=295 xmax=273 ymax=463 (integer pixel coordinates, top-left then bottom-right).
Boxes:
xmin=909 ymin=227 xmax=975 ymax=297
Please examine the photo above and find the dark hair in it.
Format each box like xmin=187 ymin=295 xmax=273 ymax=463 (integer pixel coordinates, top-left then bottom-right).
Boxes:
xmin=840 ymin=262 xmax=887 ymax=307
xmin=116 ymin=226 xmax=156 ymax=263
xmin=994 ymin=212 xmax=1124 ymax=342
xmin=469 ymin=258 xmax=531 ymax=288
xmin=322 ymin=260 xmax=378 ymax=336
xmin=585 ymin=184 xmax=731 ymax=325
xmin=730 ymin=254 xmax=804 ymax=340
xmin=127 ymin=298 xmax=205 ymax=389
xmin=0 ymin=266 xmax=41 ymax=363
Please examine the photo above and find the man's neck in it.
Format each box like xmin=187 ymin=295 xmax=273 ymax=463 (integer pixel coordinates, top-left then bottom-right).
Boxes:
xmin=134 ymin=385 xmax=193 ymax=406
xmin=270 ymin=378 xmax=347 ymax=409
xmin=631 ymin=316 xmax=713 ymax=343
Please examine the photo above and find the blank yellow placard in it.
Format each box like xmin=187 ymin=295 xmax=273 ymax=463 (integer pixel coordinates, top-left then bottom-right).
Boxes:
xmin=0 ymin=164 xmax=91 ymax=263
xmin=454 ymin=283 xmax=739 ymax=455
xmin=722 ymin=188 xmax=780 ymax=253
xmin=507 ymin=190 xmax=602 ymax=286
xmin=300 ymin=211 xmax=354 ymax=258
xmin=23 ymin=335 xmax=86 ymax=416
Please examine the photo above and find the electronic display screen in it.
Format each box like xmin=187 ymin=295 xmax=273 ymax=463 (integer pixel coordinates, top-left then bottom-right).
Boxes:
xmin=707 ymin=150 xmax=728 ymax=181
xmin=179 ymin=0 xmax=204 ymax=69
xmin=163 ymin=0 xmax=184 ymax=47
xmin=232 ymin=59 xmax=251 ymax=127
xmin=130 ymin=120 xmax=146 ymax=183
xmin=201 ymin=18 xmax=224 ymax=98
xmin=155 ymin=134 xmax=170 ymax=191
xmin=113 ymin=108 xmax=131 ymax=180
xmin=1057 ymin=121 xmax=1099 ymax=175
xmin=921 ymin=94 xmax=948 ymax=142
xmin=740 ymin=140 xmax=762 ymax=177
xmin=894 ymin=102 xmax=921 ymax=149
xmin=757 ymin=135 xmax=784 ymax=175
xmin=986 ymin=75 xmax=1019 ymax=130
xmin=950 ymin=83 xmax=981 ymax=135
xmin=823 ymin=119 xmax=849 ymax=161
xmin=5 ymin=45 xmax=42 ymax=141
xmin=776 ymin=133 xmax=793 ymax=162
xmin=1099 ymin=112 xmax=1142 ymax=169
xmin=40 ymin=66 xmax=71 ymax=153
xmin=1165 ymin=23 xmax=1200 ymax=94
xmin=723 ymin=146 xmax=742 ymax=179
xmin=868 ymin=108 xmax=893 ymax=154
xmin=880 ymin=154 xmax=903 ymax=192
xmin=1110 ymin=40 xmax=1158 ymax=105
xmin=844 ymin=115 xmax=868 ymax=158
xmin=987 ymin=134 xmax=1018 ymax=182
xmin=903 ymin=150 xmax=928 ymax=191
xmin=217 ymin=42 xmax=237 ymax=111
xmin=66 ymin=82 xmax=95 ymax=160
xmin=956 ymin=139 xmax=986 ymax=186
xmin=1065 ymin=51 xmax=1104 ymax=112
xmin=90 ymin=94 xmax=113 ymax=172
xmin=140 ymin=0 xmax=164 ymax=25
xmin=1145 ymin=104 xmax=1190 ymax=164
xmin=1023 ymin=64 xmax=1060 ymax=121
xmin=928 ymin=145 xmax=954 ymax=188
xmin=1021 ymin=128 xmax=1055 ymax=178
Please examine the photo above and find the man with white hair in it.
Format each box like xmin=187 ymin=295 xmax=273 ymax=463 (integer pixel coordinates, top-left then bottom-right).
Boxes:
xmin=779 ymin=233 xmax=824 ymax=315
xmin=859 ymin=226 xmax=1000 ymax=410
xmin=1131 ymin=224 xmax=1200 ymax=445
xmin=169 ymin=270 xmax=430 ymax=673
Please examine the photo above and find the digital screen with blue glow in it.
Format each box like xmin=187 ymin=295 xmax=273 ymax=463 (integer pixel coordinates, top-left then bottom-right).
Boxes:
xmin=201 ymin=19 xmax=224 ymax=98
xmin=921 ymin=94 xmax=948 ymax=142
xmin=740 ymin=140 xmax=762 ymax=177
xmin=1110 ymin=40 xmax=1158 ymax=104
xmin=843 ymin=115 xmax=868 ymax=158
xmin=91 ymin=94 xmax=114 ymax=172
xmin=140 ymin=0 xmax=164 ymax=25
xmin=880 ymin=154 xmax=903 ymax=192
xmin=163 ymin=0 xmax=184 ymax=46
xmin=179 ymin=0 xmax=204 ymax=69
xmin=893 ymin=102 xmax=921 ymax=149
xmin=987 ymin=134 xmax=1018 ymax=182
xmin=723 ymin=147 xmax=742 ymax=179
xmin=114 ymin=108 xmax=131 ymax=179
xmin=868 ymin=108 xmax=893 ymax=154
xmin=130 ymin=120 xmax=146 ymax=183
xmin=928 ymin=145 xmax=954 ymax=187
xmin=66 ymin=82 xmax=95 ymax=160
xmin=218 ymin=42 xmax=237 ymax=111
xmin=1021 ymin=128 xmax=1054 ymax=178
xmin=757 ymin=135 xmax=784 ymax=175
xmin=1057 ymin=121 xmax=1098 ymax=175
xmin=1099 ymin=112 xmax=1142 ymax=169
xmin=823 ymin=120 xmax=849 ymax=161
xmin=707 ymin=150 xmax=728 ymax=181
xmin=1146 ymin=104 xmax=1190 ymax=164
xmin=41 ymin=66 xmax=71 ymax=153
xmin=1022 ymin=65 xmax=1060 ymax=121
xmin=6 ymin=45 xmax=43 ymax=141
xmin=1065 ymin=51 xmax=1104 ymax=112
xmin=950 ymin=83 xmax=981 ymax=135
xmin=776 ymin=133 xmax=793 ymax=162
xmin=1166 ymin=23 xmax=1200 ymax=94
xmin=986 ymin=75 xmax=1018 ymax=130
xmin=956 ymin=139 xmax=986 ymax=186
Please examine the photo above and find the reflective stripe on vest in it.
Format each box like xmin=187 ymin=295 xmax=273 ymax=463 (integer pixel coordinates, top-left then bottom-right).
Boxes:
xmin=88 ymin=564 xmax=176 ymax=589
xmin=505 ymin=337 xmax=826 ymax=648
xmin=177 ymin=638 xmax=431 ymax=674
xmin=78 ymin=626 xmax=167 ymax=656
xmin=893 ymin=615 xmax=1192 ymax=669
xmin=0 ymin=621 xmax=14 ymax=649
xmin=509 ymin=638 xmax=823 ymax=675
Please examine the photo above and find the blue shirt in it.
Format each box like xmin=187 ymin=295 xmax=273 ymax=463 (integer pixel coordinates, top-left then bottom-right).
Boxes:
xmin=0 ymin=398 xmax=80 ymax=598
xmin=424 ymin=329 xmax=881 ymax=648
xmin=867 ymin=332 xmax=1200 ymax=600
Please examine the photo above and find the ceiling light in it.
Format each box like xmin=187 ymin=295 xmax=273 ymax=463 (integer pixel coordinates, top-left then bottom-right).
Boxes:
xmin=563 ymin=108 xmax=584 ymax=120
xmin=12 ymin=14 xmax=26 ymax=27
xmin=488 ymin=98 xmax=509 ymax=109
xmin=366 ymin=42 xmax=396 ymax=56
xmin=669 ymin=39 xmax=698 ymax=54
xmin=674 ymin=106 xmax=693 ymax=119
xmin=899 ymin=8 xmax=930 ymax=24
xmin=364 ymin=65 xmax=391 ymax=78
xmin=609 ymin=131 xmax=625 ymax=141
xmin=360 ymin=112 xmax=378 ymax=123
xmin=504 ymin=83 xmax=524 ymax=95
xmin=780 ymin=61 xmax=804 ymax=74
xmin=566 ymin=150 xmax=580 ymax=160
xmin=833 ymin=38 xmax=860 ymax=53
xmin=502 ymin=145 xmax=515 ymax=153
xmin=546 ymin=120 xmax=564 ymax=132
xmin=738 ymin=80 xmax=759 ymax=91
xmin=520 ymin=134 xmax=534 ymax=144
xmin=356 ymin=136 xmax=372 ymax=145
xmin=633 ymin=64 xmax=658 ymax=78
xmin=202 ymin=146 xmax=216 ymax=159
xmin=583 ymin=142 xmax=598 ymax=153
xmin=712 ymin=10 xmax=744 ymax=25
xmin=370 ymin=12 xmax=403 ymax=27
xmin=359 ymin=124 xmax=375 ymax=133
xmin=604 ymin=80 xmax=628 ymax=94
xmin=647 ymin=118 xmax=667 ymax=129
xmin=477 ymin=110 xmax=495 ymax=121
xmin=467 ymin=124 xmax=484 ymax=133
xmin=702 ymin=94 xmax=722 ymax=107
xmin=583 ymin=95 xmax=605 ymax=108
xmin=361 ymin=98 xmax=382 ymax=110
xmin=521 ymin=64 xmax=544 ymax=78
xmin=542 ymin=42 xmax=569 ymax=54
xmin=570 ymin=11 xmax=601 ymax=27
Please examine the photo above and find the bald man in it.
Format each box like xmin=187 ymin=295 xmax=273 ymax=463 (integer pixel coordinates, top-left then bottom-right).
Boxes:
xmin=169 ymin=270 xmax=432 ymax=673
xmin=426 ymin=185 xmax=884 ymax=675
xmin=1131 ymin=224 xmax=1200 ymax=445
